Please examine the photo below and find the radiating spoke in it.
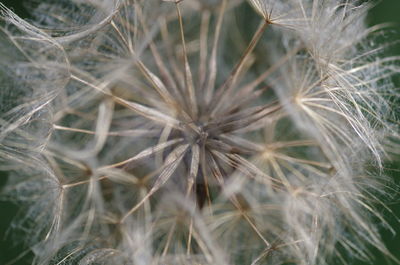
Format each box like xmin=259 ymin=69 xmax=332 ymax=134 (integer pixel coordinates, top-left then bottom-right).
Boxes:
xmin=120 ymin=144 xmax=189 ymax=223
xmin=100 ymin=138 xmax=183 ymax=170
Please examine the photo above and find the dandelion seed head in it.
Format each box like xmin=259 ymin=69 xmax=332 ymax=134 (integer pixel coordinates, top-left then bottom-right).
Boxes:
xmin=0 ymin=0 xmax=399 ymax=264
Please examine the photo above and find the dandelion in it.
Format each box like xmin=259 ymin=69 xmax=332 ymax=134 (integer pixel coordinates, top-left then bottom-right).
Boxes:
xmin=0 ymin=0 xmax=399 ymax=264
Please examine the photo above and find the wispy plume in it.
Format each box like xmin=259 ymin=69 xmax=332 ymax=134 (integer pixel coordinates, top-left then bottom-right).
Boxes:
xmin=0 ymin=0 xmax=399 ymax=264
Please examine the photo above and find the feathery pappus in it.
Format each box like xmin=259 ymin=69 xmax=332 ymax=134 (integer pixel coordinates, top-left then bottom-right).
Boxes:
xmin=0 ymin=0 xmax=399 ymax=264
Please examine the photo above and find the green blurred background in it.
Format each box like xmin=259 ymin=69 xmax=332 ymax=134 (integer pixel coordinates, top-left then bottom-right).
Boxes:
xmin=0 ymin=0 xmax=399 ymax=264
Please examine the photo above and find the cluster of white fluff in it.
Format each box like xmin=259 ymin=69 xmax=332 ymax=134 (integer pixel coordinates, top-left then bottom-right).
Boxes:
xmin=0 ymin=0 xmax=399 ymax=264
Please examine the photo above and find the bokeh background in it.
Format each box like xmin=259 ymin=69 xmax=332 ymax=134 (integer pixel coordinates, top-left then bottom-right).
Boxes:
xmin=0 ymin=0 xmax=399 ymax=264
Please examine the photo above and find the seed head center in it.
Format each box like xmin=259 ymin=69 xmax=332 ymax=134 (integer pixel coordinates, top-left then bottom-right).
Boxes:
xmin=183 ymin=121 xmax=210 ymax=145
